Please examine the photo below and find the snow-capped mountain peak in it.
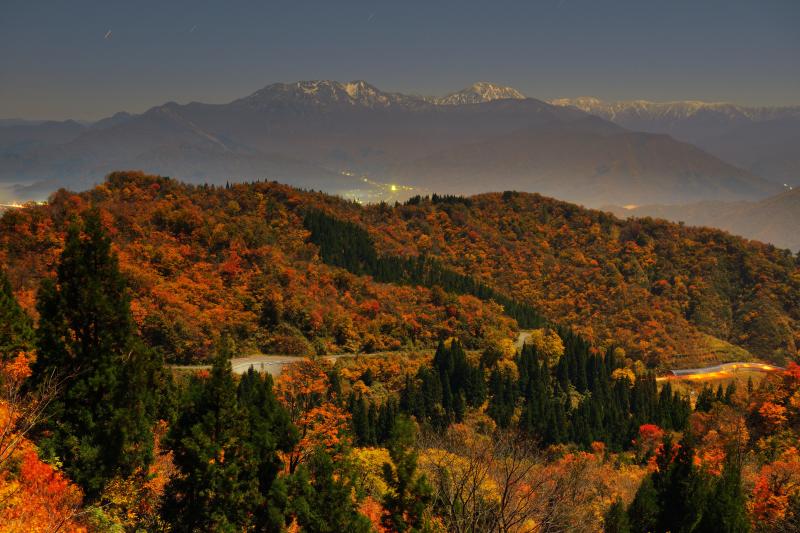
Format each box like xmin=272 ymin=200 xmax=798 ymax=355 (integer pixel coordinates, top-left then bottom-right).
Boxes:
xmin=435 ymin=82 xmax=526 ymax=105
xmin=548 ymin=97 xmax=800 ymax=122
xmin=238 ymin=80 xmax=426 ymax=109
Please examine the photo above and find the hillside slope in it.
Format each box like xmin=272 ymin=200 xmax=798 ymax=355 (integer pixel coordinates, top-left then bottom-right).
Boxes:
xmin=1 ymin=173 xmax=796 ymax=368
xmin=551 ymin=97 xmax=800 ymax=185
xmin=390 ymin=120 xmax=768 ymax=206
xmin=315 ymin=188 xmax=799 ymax=366
xmin=605 ymin=187 xmax=800 ymax=252
xmin=0 ymin=173 xmax=516 ymax=362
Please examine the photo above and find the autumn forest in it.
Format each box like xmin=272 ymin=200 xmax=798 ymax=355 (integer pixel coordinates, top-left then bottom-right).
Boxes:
xmin=0 ymin=171 xmax=799 ymax=532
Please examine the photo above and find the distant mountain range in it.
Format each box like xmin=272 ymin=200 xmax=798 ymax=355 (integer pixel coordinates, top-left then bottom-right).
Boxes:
xmin=0 ymin=80 xmax=788 ymax=208
xmin=550 ymin=97 xmax=800 ymax=185
xmin=604 ymin=186 xmax=800 ymax=252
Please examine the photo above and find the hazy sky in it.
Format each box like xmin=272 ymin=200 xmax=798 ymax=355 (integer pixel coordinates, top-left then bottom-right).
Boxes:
xmin=2 ymin=0 xmax=798 ymax=120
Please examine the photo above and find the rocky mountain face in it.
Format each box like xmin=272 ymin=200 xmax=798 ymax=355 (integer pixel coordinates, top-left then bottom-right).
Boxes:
xmin=0 ymin=81 xmax=782 ymax=207
xmin=551 ymin=97 xmax=800 ymax=184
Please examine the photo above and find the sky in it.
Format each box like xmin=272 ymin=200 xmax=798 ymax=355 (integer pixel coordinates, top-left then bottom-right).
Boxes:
xmin=1 ymin=0 xmax=799 ymax=121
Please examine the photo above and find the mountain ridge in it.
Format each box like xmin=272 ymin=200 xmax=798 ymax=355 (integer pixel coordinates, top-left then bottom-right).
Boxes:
xmin=551 ymin=96 xmax=800 ymax=184
xmin=0 ymin=80 xmax=782 ymax=207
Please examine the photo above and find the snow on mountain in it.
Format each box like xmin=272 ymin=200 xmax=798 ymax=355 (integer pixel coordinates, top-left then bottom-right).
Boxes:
xmin=549 ymin=97 xmax=800 ymax=185
xmin=236 ymin=80 xmax=528 ymax=109
xmin=235 ymin=80 xmax=427 ymax=110
xmin=549 ymin=97 xmax=800 ymax=123
xmin=434 ymin=82 xmax=526 ymax=105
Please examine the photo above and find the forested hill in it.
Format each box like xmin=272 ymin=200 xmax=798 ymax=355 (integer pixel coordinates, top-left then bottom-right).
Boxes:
xmin=1 ymin=172 xmax=798 ymax=368
xmin=324 ymin=191 xmax=799 ymax=367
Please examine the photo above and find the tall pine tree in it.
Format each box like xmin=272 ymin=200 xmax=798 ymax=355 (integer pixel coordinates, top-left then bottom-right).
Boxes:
xmin=698 ymin=451 xmax=750 ymax=533
xmin=162 ymin=340 xmax=261 ymax=530
xmin=32 ymin=211 xmax=163 ymax=498
xmin=238 ymin=367 xmax=298 ymax=530
xmin=0 ymin=268 xmax=33 ymax=361
xmin=382 ymin=416 xmax=433 ymax=533
xmin=289 ymin=448 xmax=372 ymax=533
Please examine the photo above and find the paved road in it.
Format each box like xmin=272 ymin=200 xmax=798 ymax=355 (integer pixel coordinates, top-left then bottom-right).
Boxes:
xmin=172 ymin=353 xmax=375 ymax=377
xmin=172 ymin=330 xmax=535 ymax=376
xmin=658 ymin=361 xmax=784 ymax=382
xmin=173 ymin=333 xmax=782 ymax=383
xmin=515 ymin=330 xmax=532 ymax=351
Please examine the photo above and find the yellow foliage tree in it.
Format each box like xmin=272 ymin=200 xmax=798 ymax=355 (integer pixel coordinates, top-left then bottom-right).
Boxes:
xmin=527 ymin=328 xmax=565 ymax=367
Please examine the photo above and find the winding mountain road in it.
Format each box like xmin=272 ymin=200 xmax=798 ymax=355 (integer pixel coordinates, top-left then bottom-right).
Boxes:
xmin=172 ymin=330 xmax=536 ymax=377
xmin=172 ymin=333 xmax=784 ymax=383
xmin=658 ymin=361 xmax=784 ymax=382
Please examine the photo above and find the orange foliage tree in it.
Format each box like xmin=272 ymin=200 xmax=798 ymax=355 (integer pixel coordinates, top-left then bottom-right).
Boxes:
xmin=276 ymin=359 xmax=350 ymax=473
xmin=0 ymin=354 xmax=84 ymax=532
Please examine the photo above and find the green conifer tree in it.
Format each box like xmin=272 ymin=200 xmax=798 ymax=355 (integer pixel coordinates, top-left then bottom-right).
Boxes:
xmin=32 ymin=211 xmax=163 ymax=499
xmin=382 ymin=416 xmax=433 ymax=533
xmin=604 ymin=497 xmax=631 ymax=533
xmin=653 ymin=434 xmax=709 ymax=533
xmin=162 ymin=340 xmax=261 ymax=530
xmin=237 ymin=367 xmax=298 ymax=530
xmin=289 ymin=448 xmax=372 ymax=533
xmin=0 ymin=268 xmax=33 ymax=360
xmin=628 ymin=475 xmax=659 ymax=533
xmin=699 ymin=452 xmax=750 ymax=533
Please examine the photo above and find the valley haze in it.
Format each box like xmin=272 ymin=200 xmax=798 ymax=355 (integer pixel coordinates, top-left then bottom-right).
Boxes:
xmin=2 ymin=80 xmax=796 ymax=250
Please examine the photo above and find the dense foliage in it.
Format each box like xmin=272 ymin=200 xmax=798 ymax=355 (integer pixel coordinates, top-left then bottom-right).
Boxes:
xmin=0 ymin=173 xmax=798 ymax=531
xmin=2 ymin=173 xmax=797 ymax=367
xmin=333 ymin=191 xmax=799 ymax=366
xmin=0 ymin=173 xmax=516 ymax=363
xmin=349 ymin=338 xmax=689 ymax=452
xmin=304 ymin=209 xmax=545 ymax=328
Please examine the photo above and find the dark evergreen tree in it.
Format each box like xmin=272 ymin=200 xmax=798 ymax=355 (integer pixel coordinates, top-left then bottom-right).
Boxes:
xmin=377 ymin=397 xmax=399 ymax=444
xmin=604 ymin=497 xmax=631 ymax=533
xmin=716 ymin=384 xmax=725 ymax=403
xmin=328 ymin=369 xmax=343 ymax=403
xmin=289 ymin=448 xmax=372 ymax=533
xmin=360 ymin=367 xmax=375 ymax=387
xmin=724 ymin=382 xmax=737 ymax=405
xmin=653 ymin=435 xmax=709 ymax=533
xmin=487 ymin=368 xmax=515 ymax=429
xmin=162 ymin=341 xmax=260 ymax=531
xmin=350 ymin=392 xmax=372 ymax=446
xmin=695 ymin=384 xmax=715 ymax=412
xmin=32 ymin=212 xmax=163 ymax=499
xmin=628 ymin=475 xmax=659 ymax=533
xmin=382 ymin=417 xmax=432 ymax=533
xmin=237 ymin=367 xmax=298 ymax=530
xmin=699 ymin=452 xmax=750 ymax=533
xmin=0 ymin=268 xmax=33 ymax=361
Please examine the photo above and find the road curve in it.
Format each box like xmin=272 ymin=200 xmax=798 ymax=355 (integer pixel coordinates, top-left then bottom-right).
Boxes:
xmin=658 ymin=361 xmax=784 ymax=382
xmin=172 ymin=331 xmax=535 ymax=376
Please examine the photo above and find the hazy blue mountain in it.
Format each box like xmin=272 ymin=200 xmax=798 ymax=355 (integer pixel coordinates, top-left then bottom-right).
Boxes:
xmin=0 ymin=81 xmax=780 ymax=205
xmin=551 ymin=97 xmax=800 ymax=185
xmin=604 ymin=187 xmax=800 ymax=252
